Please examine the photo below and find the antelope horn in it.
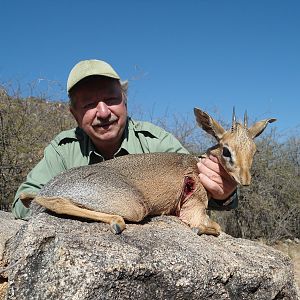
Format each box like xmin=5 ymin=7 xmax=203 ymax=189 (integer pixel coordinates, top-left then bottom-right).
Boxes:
xmin=244 ymin=110 xmax=248 ymax=128
xmin=231 ymin=107 xmax=237 ymax=132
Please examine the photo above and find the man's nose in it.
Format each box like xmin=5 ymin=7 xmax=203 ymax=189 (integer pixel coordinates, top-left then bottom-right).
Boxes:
xmin=96 ymin=101 xmax=110 ymax=118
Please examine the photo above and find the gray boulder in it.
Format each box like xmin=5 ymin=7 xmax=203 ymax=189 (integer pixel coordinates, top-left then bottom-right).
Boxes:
xmin=3 ymin=212 xmax=299 ymax=300
xmin=0 ymin=211 xmax=25 ymax=300
xmin=0 ymin=211 xmax=25 ymax=263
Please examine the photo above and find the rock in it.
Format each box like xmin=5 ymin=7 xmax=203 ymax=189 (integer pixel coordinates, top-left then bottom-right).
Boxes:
xmin=0 ymin=211 xmax=25 ymax=263
xmin=0 ymin=211 xmax=25 ymax=300
xmin=3 ymin=212 xmax=300 ymax=300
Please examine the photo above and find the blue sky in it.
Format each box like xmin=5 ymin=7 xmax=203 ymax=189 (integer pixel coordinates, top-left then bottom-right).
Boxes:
xmin=1 ymin=0 xmax=299 ymax=138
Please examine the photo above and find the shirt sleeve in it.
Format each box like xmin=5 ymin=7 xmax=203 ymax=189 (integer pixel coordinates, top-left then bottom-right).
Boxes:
xmin=12 ymin=141 xmax=67 ymax=220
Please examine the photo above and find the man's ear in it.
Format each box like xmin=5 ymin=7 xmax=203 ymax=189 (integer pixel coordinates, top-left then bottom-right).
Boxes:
xmin=121 ymin=80 xmax=128 ymax=95
xmin=194 ymin=107 xmax=226 ymax=141
xmin=121 ymin=80 xmax=128 ymax=107
xmin=70 ymin=106 xmax=80 ymax=125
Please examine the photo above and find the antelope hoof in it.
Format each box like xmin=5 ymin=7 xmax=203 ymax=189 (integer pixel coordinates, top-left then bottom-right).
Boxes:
xmin=110 ymin=223 xmax=123 ymax=234
xmin=191 ymin=225 xmax=221 ymax=237
xmin=110 ymin=217 xmax=126 ymax=234
xmin=206 ymin=228 xmax=221 ymax=237
xmin=191 ymin=227 xmax=202 ymax=235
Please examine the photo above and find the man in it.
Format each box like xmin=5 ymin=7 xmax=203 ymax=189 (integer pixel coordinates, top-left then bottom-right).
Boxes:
xmin=12 ymin=59 xmax=237 ymax=220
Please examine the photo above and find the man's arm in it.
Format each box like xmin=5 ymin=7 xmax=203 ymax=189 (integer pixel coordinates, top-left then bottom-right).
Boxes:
xmin=207 ymin=190 xmax=238 ymax=210
xmin=12 ymin=143 xmax=67 ymax=219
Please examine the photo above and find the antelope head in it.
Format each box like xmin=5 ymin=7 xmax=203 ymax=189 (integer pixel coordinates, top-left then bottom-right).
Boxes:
xmin=194 ymin=107 xmax=276 ymax=186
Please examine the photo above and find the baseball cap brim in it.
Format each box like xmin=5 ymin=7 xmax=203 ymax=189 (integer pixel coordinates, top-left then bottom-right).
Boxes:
xmin=67 ymin=59 xmax=120 ymax=93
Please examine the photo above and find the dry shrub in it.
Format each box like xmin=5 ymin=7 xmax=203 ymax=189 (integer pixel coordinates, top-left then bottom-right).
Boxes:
xmin=0 ymin=87 xmax=75 ymax=210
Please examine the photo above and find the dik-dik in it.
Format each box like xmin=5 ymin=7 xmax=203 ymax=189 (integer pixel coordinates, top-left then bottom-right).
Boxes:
xmin=21 ymin=107 xmax=276 ymax=236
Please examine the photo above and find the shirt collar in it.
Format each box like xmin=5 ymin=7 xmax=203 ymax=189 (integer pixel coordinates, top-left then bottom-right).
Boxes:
xmin=85 ymin=118 xmax=132 ymax=164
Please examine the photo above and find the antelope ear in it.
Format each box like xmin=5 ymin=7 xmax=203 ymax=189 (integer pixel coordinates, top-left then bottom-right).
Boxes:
xmin=248 ymin=118 xmax=277 ymax=139
xmin=194 ymin=107 xmax=226 ymax=141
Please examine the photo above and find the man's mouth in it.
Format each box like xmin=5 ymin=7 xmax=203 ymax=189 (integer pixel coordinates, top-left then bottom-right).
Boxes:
xmin=99 ymin=122 xmax=113 ymax=129
xmin=92 ymin=119 xmax=118 ymax=130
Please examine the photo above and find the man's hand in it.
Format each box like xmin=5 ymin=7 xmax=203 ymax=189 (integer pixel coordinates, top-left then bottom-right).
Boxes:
xmin=197 ymin=154 xmax=237 ymax=200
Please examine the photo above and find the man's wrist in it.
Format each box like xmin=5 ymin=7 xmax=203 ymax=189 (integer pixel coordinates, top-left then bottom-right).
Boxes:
xmin=208 ymin=189 xmax=239 ymax=211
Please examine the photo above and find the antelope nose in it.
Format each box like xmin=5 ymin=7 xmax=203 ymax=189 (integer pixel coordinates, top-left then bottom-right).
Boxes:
xmin=241 ymin=171 xmax=251 ymax=186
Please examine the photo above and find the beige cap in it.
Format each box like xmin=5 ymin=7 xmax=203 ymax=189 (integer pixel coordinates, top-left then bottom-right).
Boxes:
xmin=67 ymin=59 xmax=120 ymax=93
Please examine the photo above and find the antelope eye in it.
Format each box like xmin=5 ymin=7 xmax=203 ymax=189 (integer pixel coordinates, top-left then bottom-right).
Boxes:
xmin=222 ymin=147 xmax=231 ymax=159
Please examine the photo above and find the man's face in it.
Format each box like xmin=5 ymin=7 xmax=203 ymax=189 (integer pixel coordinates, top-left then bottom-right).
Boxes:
xmin=70 ymin=77 xmax=127 ymax=148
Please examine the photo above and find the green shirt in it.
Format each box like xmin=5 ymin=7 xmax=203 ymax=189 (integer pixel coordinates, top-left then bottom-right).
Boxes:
xmin=13 ymin=117 xmax=237 ymax=219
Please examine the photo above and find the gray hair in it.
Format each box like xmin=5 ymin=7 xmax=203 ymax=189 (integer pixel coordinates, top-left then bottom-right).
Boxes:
xmin=120 ymin=80 xmax=128 ymax=105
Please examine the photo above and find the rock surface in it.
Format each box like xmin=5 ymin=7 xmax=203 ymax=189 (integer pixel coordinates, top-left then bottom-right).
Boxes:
xmin=2 ymin=212 xmax=300 ymax=300
xmin=0 ymin=211 xmax=25 ymax=263
xmin=0 ymin=211 xmax=25 ymax=300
